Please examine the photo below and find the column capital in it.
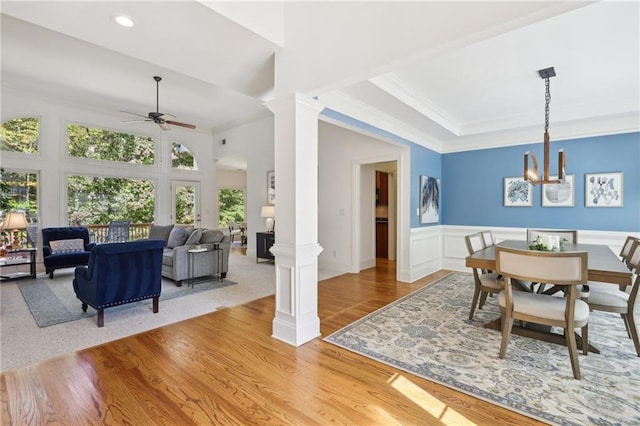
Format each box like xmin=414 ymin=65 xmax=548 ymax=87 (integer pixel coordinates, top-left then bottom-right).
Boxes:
xmin=265 ymin=92 xmax=324 ymax=116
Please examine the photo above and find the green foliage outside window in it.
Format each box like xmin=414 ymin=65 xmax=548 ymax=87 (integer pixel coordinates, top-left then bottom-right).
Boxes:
xmin=219 ymin=189 xmax=244 ymax=228
xmin=171 ymin=142 xmax=197 ymax=169
xmin=0 ymin=117 xmax=39 ymax=153
xmin=67 ymin=124 xmax=155 ymax=164
xmin=175 ymin=185 xmax=195 ymax=225
xmin=0 ymin=169 xmax=38 ymax=220
xmin=68 ymin=176 xmax=154 ymax=225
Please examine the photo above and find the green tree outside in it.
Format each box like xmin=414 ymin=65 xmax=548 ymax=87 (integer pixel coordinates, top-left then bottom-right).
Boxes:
xmin=219 ymin=189 xmax=244 ymax=228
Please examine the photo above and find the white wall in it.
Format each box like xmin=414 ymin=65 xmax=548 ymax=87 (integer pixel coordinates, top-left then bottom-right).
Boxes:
xmin=212 ymin=116 xmax=274 ymax=257
xmin=318 ymin=121 xmax=403 ymax=278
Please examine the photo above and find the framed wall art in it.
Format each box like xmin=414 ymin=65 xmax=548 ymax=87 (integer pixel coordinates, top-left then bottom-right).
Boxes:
xmin=504 ymin=176 xmax=533 ymax=207
xmin=267 ymin=170 xmax=275 ymax=205
xmin=419 ymin=175 xmax=440 ymax=224
xmin=542 ymin=174 xmax=574 ymax=207
xmin=585 ymin=172 xmax=623 ymax=207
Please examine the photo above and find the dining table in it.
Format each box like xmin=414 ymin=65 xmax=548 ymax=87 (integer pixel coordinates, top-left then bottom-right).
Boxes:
xmin=465 ymin=239 xmax=633 ymax=354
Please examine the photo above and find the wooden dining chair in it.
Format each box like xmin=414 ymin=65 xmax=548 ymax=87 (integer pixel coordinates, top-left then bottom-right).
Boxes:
xmin=527 ymin=229 xmax=578 ymax=244
xmin=495 ymin=246 xmax=589 ymax=379
xmin=585 ymin=239 xmax=640 ymax=356
xmin=465 ymin=232 xmax=502 ymax=320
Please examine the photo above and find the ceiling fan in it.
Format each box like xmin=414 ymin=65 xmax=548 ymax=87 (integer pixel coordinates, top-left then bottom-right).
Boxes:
xmin=122 ymin=76 xmax=196 ymax=131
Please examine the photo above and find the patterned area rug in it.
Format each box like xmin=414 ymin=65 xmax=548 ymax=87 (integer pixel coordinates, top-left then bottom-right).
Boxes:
xmin=325 ymin=272 xmax=640 ymax=426
xmin=18 ymin=275 xmax=236 ymax=328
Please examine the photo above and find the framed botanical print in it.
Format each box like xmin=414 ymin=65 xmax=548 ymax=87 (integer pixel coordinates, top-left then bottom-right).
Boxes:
xmin=542 ymin=175 xmax=574 ymax=207
xmin=585 ymin=172 xmax=623 ymax=207
xmin=419 ymin=175 xmax=440 ymax=224
xmin=267 ymin=170 xmax=275 ymax=205
xmin=504 ymin=176 xmax=533 ymax=207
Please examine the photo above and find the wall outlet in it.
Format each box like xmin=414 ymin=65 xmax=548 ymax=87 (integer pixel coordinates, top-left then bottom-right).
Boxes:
xmin=220 ymin=138 xmax=226 ymax=146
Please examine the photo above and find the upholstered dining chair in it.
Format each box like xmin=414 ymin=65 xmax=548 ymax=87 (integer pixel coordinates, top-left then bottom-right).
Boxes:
xmin=527 ymin=229 xmax=578 ymax=244
xmin=465 ymin=232 xmax=502 ymax=320
xmin=495 ymin=246 xmax=589 ymax=379
xmin=585 ymin=239 xmax=640 ymax=357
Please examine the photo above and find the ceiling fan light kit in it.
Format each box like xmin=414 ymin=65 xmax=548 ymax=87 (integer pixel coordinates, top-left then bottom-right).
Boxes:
xmin=523 ymin=66 xmax=565 ymax=185
xmin=122 ymin=76 xmax=196 ymax=131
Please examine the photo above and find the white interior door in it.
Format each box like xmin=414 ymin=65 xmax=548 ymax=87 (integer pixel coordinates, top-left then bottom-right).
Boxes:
xmin=171 ymin=180 xmax=201 ymax=227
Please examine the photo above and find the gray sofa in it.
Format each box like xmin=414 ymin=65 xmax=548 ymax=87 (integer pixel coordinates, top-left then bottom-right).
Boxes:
xmin=148 ymin=225 xmax=230 ymax=287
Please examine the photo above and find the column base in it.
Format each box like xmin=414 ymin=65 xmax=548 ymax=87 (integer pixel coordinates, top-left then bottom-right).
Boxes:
xmin=272 ymin=314 xmax=321 ymax=346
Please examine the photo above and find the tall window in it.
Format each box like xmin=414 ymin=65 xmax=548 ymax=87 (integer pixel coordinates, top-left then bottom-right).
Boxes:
xmin=218 ymin=189 xmax=245 ymax=228
xmin=67 ymin=175 xmax=154 ymax=226
xmin=171 ymin=142 xmax=197 ymax=170
xmin=67 ymin=124 xmax=155 ymax=164
xmin=0 ymin=169 xmax=38 ymax=222
xmin=0 ymin=117 xmax=39 ymax=154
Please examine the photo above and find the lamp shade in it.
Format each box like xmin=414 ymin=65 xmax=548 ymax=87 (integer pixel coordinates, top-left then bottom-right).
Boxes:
xmin=261 ymin=205 xmax=275 ymax=218
xmin=1 ymin=211 xmax=28 ymax=231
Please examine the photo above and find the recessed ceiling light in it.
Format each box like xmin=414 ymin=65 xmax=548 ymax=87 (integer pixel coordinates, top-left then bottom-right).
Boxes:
xmin=113 ymin=14 xmax=135 ymax=28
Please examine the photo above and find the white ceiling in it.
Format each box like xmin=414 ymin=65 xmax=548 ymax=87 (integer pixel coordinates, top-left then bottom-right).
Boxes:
xmin=2 ymin=1 xmax=638 ymax=168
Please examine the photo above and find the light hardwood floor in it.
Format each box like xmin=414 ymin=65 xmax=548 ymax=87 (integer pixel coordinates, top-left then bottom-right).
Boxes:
xmin=1 ymin=255 xmax=542 ymax=425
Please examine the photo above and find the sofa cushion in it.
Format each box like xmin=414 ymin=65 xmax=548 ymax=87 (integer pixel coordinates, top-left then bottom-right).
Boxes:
xmin=49 ymin=238 xmax=85 ymax=254
xmin=149 ymin=224 xmax=174 ymax=246
xmin=184 ymin=228 xmax=203 ymax=246
xmin=200 ymin=229 xmax=224 ymax=243
xmin=167 ymin=227 xmax=190 ymax=248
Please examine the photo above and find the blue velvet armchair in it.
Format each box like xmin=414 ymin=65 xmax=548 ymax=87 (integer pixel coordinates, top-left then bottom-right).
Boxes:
xmin=42 ymin=227 xmax=96 ymax=278
xmin=73 ymin=240 xmax=164 ymax=327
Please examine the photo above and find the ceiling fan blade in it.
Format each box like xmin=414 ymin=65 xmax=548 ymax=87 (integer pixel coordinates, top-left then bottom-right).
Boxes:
xmin=166 ymin=120 xmax=196 ymax=130
xmin=123 ymin=119 xmax=152 ymax=123
xmin=121 ymin=110 xmax=149 ymax=119
xmin=158 ymin=122 xmax=171 ymax=131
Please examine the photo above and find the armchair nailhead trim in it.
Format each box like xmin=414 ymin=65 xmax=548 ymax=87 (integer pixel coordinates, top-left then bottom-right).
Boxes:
xmin=96 ymin=293 xmax=160 ymax=309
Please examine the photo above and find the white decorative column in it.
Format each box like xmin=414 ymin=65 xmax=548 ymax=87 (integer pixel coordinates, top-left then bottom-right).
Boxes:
xmin=266 ymin=93 xmax=324 ymax=346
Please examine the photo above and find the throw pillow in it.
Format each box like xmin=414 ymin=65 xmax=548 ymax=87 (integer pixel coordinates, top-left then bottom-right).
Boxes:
xmin=200 ymin=229 xmax=224 ymax=243
xmin=50 ymin=238 xmax=85 ymax=254
xmin=148 ymin=224 xmax=174 ymax=246
xmin=184 ymin=228 xmax=203 ymax=246
xmin=167 ymin=227 xmax=190 ymax=249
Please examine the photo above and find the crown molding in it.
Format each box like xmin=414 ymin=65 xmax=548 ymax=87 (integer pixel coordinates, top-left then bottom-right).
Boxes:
xmin=317 ymin=91 xmax=443 ymax=153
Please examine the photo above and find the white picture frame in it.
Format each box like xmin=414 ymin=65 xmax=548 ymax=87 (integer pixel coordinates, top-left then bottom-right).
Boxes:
xmin=267 ymin=170 xmax=275 ymax=205
xmin=585 ymin=172 xmax=623 ymax=207
xmin=503 ymin=176 xmax=533 ymax=207
xmin=542 ymin=174 xmax=574 ymax=207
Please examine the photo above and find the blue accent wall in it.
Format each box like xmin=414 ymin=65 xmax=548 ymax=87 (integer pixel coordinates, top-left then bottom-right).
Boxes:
xmin=442 ymin=132 xmax=640 ymax=231
xmin=322 ymin=109 xmax=639 ymax=232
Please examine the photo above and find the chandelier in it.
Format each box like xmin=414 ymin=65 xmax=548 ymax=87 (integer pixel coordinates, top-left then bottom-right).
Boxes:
xmin=524 ymin=67 xmax=565 ymax=185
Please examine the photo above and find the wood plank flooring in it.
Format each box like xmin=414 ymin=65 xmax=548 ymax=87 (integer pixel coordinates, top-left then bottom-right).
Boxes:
xmin=1 ymin=256 xmax=542 ymax=425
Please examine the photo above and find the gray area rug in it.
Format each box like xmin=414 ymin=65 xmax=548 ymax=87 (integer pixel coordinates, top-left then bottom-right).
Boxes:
xmin=18 ymin=275 xmax=236 ymax=328
xmin=325 ymin=272 xmax=640 ymax=426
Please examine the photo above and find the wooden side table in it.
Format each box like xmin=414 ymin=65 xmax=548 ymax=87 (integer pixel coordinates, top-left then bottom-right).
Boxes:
xmin=0 ymin=248 xmax=37 ymax=281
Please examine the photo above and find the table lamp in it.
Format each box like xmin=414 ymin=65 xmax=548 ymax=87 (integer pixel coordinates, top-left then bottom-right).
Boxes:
xmin=1 ymin=211 xmax=28 ymax=250
xmin=261 ymin=205 xmax=275 ymax=233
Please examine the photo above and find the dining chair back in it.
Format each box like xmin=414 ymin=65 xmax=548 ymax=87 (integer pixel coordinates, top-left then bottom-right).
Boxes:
xmin=527 ymin=229 xmax=578 ymax=244
xmin=104 ymin=220 xmax=131 ymax=243
xmin=480 ymin=230 xmax=495 ymax=248
xmin=495 ymin=246 xmax=589 ymax=379
xmin=585 ymin=239 xmax=640 ymax=357
xmin=464 ymin=232 xmax=502 ymax=320
xmin=620 ymin=236 xmax=640 ymax=268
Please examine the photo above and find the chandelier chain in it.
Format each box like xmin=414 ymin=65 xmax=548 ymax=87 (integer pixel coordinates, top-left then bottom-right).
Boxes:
xmin=544 ymin=77 xmax=551 ymax=133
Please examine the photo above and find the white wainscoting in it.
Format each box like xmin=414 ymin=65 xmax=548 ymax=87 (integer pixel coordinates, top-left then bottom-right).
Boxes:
xmin=405 ymin=225 xmax=442 ymax=282
xmin=440 ymin=225 xmax=637 ymax=274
